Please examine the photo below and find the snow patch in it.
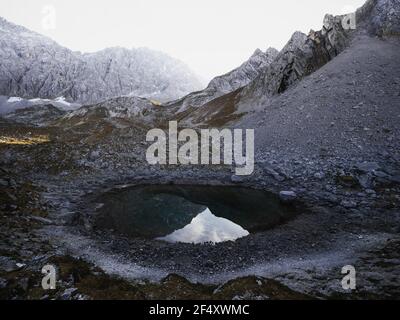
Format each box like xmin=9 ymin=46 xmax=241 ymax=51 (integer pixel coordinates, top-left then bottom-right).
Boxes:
xmin=7 ymin=97 xmax=23 ymax=103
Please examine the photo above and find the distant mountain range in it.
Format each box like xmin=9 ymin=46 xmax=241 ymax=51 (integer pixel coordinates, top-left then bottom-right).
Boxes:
xmin=0 ymin=17 xmax=203 ymax=104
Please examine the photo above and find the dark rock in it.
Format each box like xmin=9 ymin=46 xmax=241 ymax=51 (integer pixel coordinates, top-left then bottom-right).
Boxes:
xmin=231 ymin=175 xmax=245 ymax=183
xmin=30 ymin=216 xmax=53 ymax=225
xmin=337 ymin=175 xmax=360 ymax=188
xmin=17 ymin=278 xmax=29 ymax=291
xmin=387 ymin=175 xmax=400 ymax=184
xmin=279 ymin=191 xmax=297 ymax=202
xmin=264 ymin=167 xmax=286 ymax=182
xmin=340 ymin=200 xmax=358 ymax=209
xmin=0 ymin=178 xmax=9 ymax=187
xmin=374 ymin=170 xmax=389 ymax=178
xmin=0 ymin=256 xmax=19 ymax=272
xmin=60 ymin=288 xmax=78 ymax=300
xmin=356 ymin=162 xmax=380 ymax=174
xmin=0 ymin=277 xmax=7 ymax=289
xmin=314 ymin=172 xmax=325 ymax=179
xmin=357 ymin=174 xmax=374 ymax=189
xmin=89 ymin=150 xmax=101 ymax=161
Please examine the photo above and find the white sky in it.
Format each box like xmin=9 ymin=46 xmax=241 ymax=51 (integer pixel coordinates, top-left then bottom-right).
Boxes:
xmin=0 ymin=0 xmax=366 ymax=83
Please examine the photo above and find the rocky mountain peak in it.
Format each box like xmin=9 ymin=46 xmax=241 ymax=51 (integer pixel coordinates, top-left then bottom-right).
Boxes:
xmin=0 ymin=17 xmax=202 ymax=105
xmin=251 ymin=48 xmax=263 ymax=56
xmin=265 ymin=47 xmax=280 ymax=57
xmin=166 ymin=46 xmax=279 ymax=111
xmin=180 ymin=0 xmax=400 ymax=128
xmin=248 ymin=47 xmax=279 ymax=67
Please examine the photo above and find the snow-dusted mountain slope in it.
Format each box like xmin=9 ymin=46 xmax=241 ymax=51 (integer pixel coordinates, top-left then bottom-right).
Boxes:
xmin=53 ymin=48 xmax=280 ymax=130
xmin=0 ymin=17 xmax=203 ymax=105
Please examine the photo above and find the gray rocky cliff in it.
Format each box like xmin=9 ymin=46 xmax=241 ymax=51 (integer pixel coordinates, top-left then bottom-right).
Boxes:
xmin=238 ymin=0 xmax=400 ymax=105
xmin=164 ymin=47 xmax=279 ymax=111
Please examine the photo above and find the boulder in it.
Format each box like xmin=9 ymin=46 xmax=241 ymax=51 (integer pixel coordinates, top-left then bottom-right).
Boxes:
xmin=279 ymin=191 xmax=298 ymax=202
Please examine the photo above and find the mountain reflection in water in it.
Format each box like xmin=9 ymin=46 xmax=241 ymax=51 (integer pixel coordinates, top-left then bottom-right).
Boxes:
xmin=94 ymin=185 xmax=297 ymax=244
xmin=157 ymin=208 xmax=249 ymax=244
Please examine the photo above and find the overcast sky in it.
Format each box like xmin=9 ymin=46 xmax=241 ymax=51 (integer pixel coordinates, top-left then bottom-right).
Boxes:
xmin=0 ymin=0 xmax=366 ymax=83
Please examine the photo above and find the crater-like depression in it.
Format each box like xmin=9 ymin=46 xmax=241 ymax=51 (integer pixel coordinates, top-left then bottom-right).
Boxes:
xmin=92 ymin=185 xmax=298 ymax=244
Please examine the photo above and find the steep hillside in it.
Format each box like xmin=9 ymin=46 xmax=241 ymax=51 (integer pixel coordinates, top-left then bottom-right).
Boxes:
xmin=4 ymin=104 xmax=66 ymax=126
xmin=245 ymin=36 xmax=400 ymax=159
xmin=180 ymin=0 xmax=400 ymax=128
xmin=0 ymin=17 xmax=202 ymax=104
xmin=164 ymin=48 xmax=278 ymax=112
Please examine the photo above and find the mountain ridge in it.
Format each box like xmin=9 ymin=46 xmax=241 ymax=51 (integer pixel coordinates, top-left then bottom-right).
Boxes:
xmin=164 ymin=47 xmax=279 ymax=112
xmin=0 ymin=17 xmax=203 ymax=105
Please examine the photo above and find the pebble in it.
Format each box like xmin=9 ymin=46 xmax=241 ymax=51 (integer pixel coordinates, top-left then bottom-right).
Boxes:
xmin=279 ymin=191 xmax=297 ymax=202
xmin=314 ymin=172 xmax=325 ymax=179
xmin=340 ymin=200 xmax=357 ymax=209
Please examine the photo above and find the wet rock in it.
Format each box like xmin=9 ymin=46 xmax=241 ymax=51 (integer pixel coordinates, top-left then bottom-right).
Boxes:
xmin=0 ymin=179 xmax=9 ymax=187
